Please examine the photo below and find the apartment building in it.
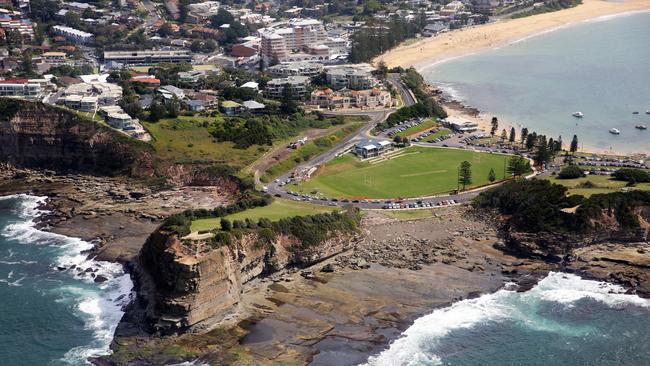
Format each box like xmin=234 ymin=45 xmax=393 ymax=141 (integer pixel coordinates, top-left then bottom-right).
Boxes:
xmin=259 ymin=18 xmax=327 ymax=63
xmin=264 ymin=75 xmax=310 ymax=99
xmin=53 ymin=25 xmax=94 ymax=44
xmin=0 ymin=79 xmax=43 ymax=99
xmin=310 ymin=87 xmax=392 ymax=110
xmin=267 ymin=61 xmax=323 ymax=78
xmin=325 ymin=65 xmax=376 ymax=90
xmin=103 ymin=50 xmax=192 ymax=65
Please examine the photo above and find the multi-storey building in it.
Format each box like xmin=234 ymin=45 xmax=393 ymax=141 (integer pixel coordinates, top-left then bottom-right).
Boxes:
xmin=325 ymin=65 xmax=377 ymax=90
xmin=267 ymin=61 xmax=323 ymax=78
xmin=0 ymin=79 xmax=43 ymax=99
xmin=264 ymin=76 xmax=310 ymax=99
xmin=259 ymin=18 xmax=327 ymax=64
xmin=52 ymin=25 xmax=94 ymax=44
xmin=103 ymin=50 xmax=192 ymax=65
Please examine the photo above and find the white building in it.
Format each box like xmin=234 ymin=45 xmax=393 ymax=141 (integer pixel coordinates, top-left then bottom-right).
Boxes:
xmin=325 ymin=64 xmax=376 ymax=90
xmin=53 ymin=25 xmax=94 ymax=44
xmin=259 ymin=18 xmax=327 ymax=64
xmin=264 ymin=76 xmax=310 ymax=99
xmin=267 ymin=61 xmax=324 ymax=78
xmin=0 ymin=81 xmax=43 ymax=99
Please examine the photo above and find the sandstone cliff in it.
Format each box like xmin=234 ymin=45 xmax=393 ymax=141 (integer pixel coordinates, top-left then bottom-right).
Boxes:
xmin=0 ymin=99 xmax=155 ymax=177
xmin=135 ymin=228 xmax=357 ymax=333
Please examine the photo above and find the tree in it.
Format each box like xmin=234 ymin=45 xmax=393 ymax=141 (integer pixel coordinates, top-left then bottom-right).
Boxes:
xmin=509 ymin=127 xmax=516 ymax=143
xmin=280 ymin=84 xmax=298 ymax=114
xmin=533 ymin=135 xmax=551 ymax=166
xmin=147 ymin=99 xmax=167 ymax=122
xmin=458 ymin=161 xmax=472 ymax=191
xmin=570 ymin=134 xmax=579 ymax=153
xmin=488 ymin=168 xmax=496 ymax=183
xmin=220 ymin=218 xmax=232 ymax=231
xmin=500 ymin=128 xmax=507 ymax=141
xmin=520 ymin=127 xmax=528 ymax=145
xmin=167 ymin=96 xmax=180 ymax=118
xmin=525 ymin=132 xmax=537 ymax=150
xmin=490 ymin=117 xmax=498 ymax=136
xmin=507 ymin=155 xmax=530 ymax=178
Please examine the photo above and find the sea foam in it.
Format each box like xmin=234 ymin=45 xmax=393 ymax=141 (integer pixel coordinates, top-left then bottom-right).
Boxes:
xmin=363 ymin=272 xmax=650 ymax=366
xmin=0 ymin=194 xmax=134 ymax=365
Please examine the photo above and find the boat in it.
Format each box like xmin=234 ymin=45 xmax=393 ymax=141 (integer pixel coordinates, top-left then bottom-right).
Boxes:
xmin=633 ymin=111 xmax=639 ymax=115
xmin=635 ymin=125 xmax=647 ymax=130
xmin=572 ymin=112 xmax=584 ymax=118
xmin=646 ymin=110 xmax=650 ymax=115
xmin=609 ymin=128 xmax=621 ymax=135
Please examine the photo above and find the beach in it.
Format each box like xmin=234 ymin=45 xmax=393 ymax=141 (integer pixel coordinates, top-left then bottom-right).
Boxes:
xmin=376 ymin=0 xmax=650 ymax=70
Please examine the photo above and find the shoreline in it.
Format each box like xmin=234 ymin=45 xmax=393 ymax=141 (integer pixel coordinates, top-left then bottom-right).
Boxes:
xmin=376 ymin=0 xmax=650 ymax=69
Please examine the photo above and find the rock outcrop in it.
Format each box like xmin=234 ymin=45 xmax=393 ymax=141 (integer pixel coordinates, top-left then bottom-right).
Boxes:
xmin=135 ymin=228 xmax=357 ymax=333
xmin=0 ymin=99 xmax=154 ymax=177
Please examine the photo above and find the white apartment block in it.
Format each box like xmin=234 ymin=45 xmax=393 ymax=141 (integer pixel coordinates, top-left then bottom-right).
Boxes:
xmin=264 ymin=76 xmax=310 ymax=99
xmin=259 ymin=18 xmax=327 ymax=63
xmin=325 ymin=64 xmax=377 ymax=90
xmin=267 ymin=61 xmax=323 ymax=78
xmin=0 ymin=81 xmax=42 ymax=99
xmin=53 ymin=25 xmax=94 ymax=44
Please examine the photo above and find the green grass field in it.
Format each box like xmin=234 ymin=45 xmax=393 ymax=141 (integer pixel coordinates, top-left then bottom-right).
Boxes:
xmin=143 ymin=116 xmax=267 ymax=167
xmin=397 ymin=118 xmax=438 ymax=138
xmin=190 ymin=199 xmax=337 ymax=232
xmin=550 ymin=174 xmax=650 ymax=197
xmin=291 ymin=146 xmax=510 ymax=199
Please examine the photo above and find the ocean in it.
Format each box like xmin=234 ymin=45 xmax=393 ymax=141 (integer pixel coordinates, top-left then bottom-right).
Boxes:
xmin=422 ymin=11 xmax=650 ymax=154
xmin=0 ymin=194 xmax=132 ymax=365
xmin=364 ymin=272 xmax=650 ymax=366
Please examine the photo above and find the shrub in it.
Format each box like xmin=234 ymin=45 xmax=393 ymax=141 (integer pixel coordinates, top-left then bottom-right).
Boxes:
xmin=557 ymin=166 xmax=585 ymax=179
xmin=612 ymin=168 xmax=650 ymax=183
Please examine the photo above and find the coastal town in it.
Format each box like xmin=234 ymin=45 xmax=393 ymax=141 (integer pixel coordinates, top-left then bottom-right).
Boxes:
xmin=0 ymin=0 xmax=650 ymax=365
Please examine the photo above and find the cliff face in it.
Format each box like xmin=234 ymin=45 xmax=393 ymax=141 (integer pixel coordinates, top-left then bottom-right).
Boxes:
xmin=499 ymin=206 xmax=650 ymax=261
xmin=0 ymin=99 xmax=154 ymax=177
xmin=136 ymin=229 xmax=356 ymax=333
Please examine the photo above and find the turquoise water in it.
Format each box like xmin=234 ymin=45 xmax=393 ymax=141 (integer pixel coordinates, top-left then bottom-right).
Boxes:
xmin=364 ymin=272 xmax=650 ymax=366
xmin=0 ymin=195 xmax=132 ymax=365
xmin=422 ymin=11 xmax=650 ymax=154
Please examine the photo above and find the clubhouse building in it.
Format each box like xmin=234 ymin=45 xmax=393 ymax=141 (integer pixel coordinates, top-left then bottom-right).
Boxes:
xmin=354 ymin=139 xmax=393 ymax=159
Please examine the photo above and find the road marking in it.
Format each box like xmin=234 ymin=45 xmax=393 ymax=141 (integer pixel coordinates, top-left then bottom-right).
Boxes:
xmin=400 ymin=170 xmax=448 ymax=178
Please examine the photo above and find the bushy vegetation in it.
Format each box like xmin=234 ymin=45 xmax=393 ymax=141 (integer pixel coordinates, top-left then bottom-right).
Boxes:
xmin=377 ymin=68 xmax=447 ymax=130
xmin=557 ymin=166 xmax=585 ymax=179
xmin=211 ymin=207 xmax=361 ymax=250
xmin=474 ymin=179 xmax=650 ymax=233
xmin=612 ymin=168 xmax=650 ymax=183
xmin=210 ymin=114 xmax=347 ymax=149
xmin=512 ymin=0 xmax=582 ymax=19
xmin=161 ymin=190 xmax=272 ymax=236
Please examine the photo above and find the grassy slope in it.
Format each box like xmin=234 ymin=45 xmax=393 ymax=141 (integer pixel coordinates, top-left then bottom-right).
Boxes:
xmin=550 ymin=174 xmax=650 ymax=197
xmin=143 ymin=116 xmax=267 ymax=168
xmin=263 ymin=122 xmax=363 ymax=180
xmin=424 ymin=129 xmax=451 ymax=142
xmin=293 ymin=147 xmax=509 ymax=199
xmin=190 ymin=199 xmax=336 ymax=231
xmin=396 ymin=118 xmax=437 ymax=138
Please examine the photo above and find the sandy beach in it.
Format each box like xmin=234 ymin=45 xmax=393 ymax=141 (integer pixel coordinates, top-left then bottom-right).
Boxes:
xmin=377 ymin=0 xmax=650 ymax=156
xmin=376 ymin=0 xmax=650 ymax=70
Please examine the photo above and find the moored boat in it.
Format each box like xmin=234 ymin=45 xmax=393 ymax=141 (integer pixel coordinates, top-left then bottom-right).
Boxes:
xmin=635 ymin=124 xmax=647 ymax=130
xmin=572 ymin=111 xmax=584 ymax=118
xmin=609 ymin=128 xmax=621 ymax=134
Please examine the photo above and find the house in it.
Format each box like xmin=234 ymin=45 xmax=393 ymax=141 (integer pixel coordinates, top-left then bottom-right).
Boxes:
xmin=231 ymin=44 xmax=258 ymax=58
xmin=221 ymin=100 xmax=242 ymax=115
xmin=0 ymin=78 xmax=44 ymax=99
xmin=52 ymin=25 xmax=94 ymax=44
xmin=178 ymin=70 xmax=210 ymax=83
xmin=158 ymin=85 xmax=185 ymax=101
xmin=129 ymin=75 xmax=161 ymax=86
xmin=354 ymin=139 xmax=393 ymax=158
xmin=240 ymin=81 xmax=259 ymax=90
xmin=243 ymin=100 xmax=266 ymax=113
xmin=42 ymin=52 xmax=66 ymax=65
xmin=186 ymin=100 xmax=205 ymax=111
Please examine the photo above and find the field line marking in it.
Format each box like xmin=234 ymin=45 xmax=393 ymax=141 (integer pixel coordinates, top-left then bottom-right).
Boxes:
xmin=400 ymin=170 xmax=448 ymax=178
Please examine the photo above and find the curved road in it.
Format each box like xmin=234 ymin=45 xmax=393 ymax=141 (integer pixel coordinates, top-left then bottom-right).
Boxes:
xmin=264 ymin=75 xmax=534 ymax=210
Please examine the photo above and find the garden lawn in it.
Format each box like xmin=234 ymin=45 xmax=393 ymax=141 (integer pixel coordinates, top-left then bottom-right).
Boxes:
xmin=292 ymin=146 xmax=509 ymax=199
xmin=550 ymin=174 xmax=650 ymax=197
xmin=144 ymin=116 xmax=266 ymax=167
xmin=190 ymin=199 xmax=336 ymax=232
xmin=397 ymin=118 xmax=437 ymax=138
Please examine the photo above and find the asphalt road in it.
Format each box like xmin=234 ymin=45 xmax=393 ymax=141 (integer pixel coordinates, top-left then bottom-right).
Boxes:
xmin=264 ymin=75 xmax=535 ymax=210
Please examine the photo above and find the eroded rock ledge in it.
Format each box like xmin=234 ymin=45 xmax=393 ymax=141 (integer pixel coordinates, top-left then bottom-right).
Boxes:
xmin=134 ymin=228 xmax=360 ymax=333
